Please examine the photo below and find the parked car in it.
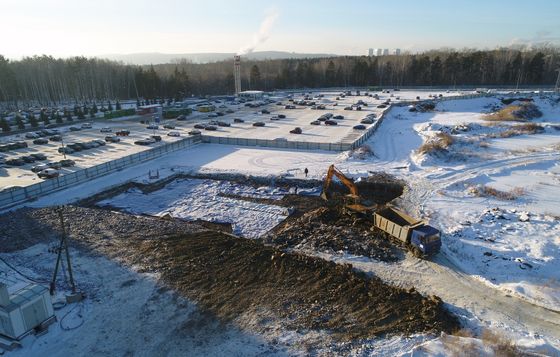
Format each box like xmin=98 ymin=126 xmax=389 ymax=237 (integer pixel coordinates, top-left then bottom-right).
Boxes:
xmin=88 ymin=141 xmax=100 ymax=148
xmin=207 ymin=113 xmax=218 ymax=118
xmin=33 ymin=138 xmax=49 ymax=145
xmin=163 ymin=124 xmax=175 ymax=129
xmin=188 ymin=129 xmax=201 ymax=135
xmin=310 ymin=120 xmax=321 ymax=125
xmin=193 ymin=123 xmax=207 ymax=129
xmin=277 ymin=114 xmax=286 ymax=119
xmin=5 ymin=158 xmax=25 ymax=166
xmin=49 ymin=135 xmax=63 ymax=142
xmin=377 ymin=104 xmax=387 ymax=108
xmin=30 ymin=153 xmax=47 ymax=160
xmin=58 ymin=147 xmax=75 ymax=154
xmin=233 ymin=118 xmax=244 ymax=123
xmin=105 ymin=136 xmax=120 ymax=143
xmin=324 ymin=120 xmax=338 ymax=126
xmin=150 ymin=135 xmax=162 ymax=142
xmin=353 ymin=124 xmax=366 ymax=130
xmin=270 ymin=116 xmax=280 ymax=121
xmin=176 ymin=114 xmax=187 ymax=121
xmin=100 ymin=127 xmax=112 ymax=133
xmin=81 ymin=122 xmax=92 ymax=129
xmin=290 ymin=127 xmax=302 ymax=134
xmin=261 ymin=109 xmax=270 ymax=114
xmin=25 ymin=132 xmax=39 ymax=139
xmin=146 ymin=124 xmax=159 ymax=130
xmin=217 ymin=121 xmax=230 ymax=127
xmin=21 ymin=156 xmax=37 ymax=163
xmin=344 ymin=106 xmax=353 ymax=111
xmin=31 ymin=163 xmax=50 ymax=173
xmin=37 ymin=168 xmax=59 ymax=179
xmin=252 ymin=122 xmax=265 ymax=127
xmin=204 ymin=125 xmax=218 ymax=131
xmin=115 ymin=130 xmax=130 ymax=136
xmin=59 ymin=159 xmax=76 ymax=167
xmin=134 ymin=138 xmax=155 ymax=145
xmin=226 ymin=109 xmax=234 ymax=114
xmin=47 ymin=161 xmax=63 ymax=170
xmin=69 ymin=126 xmax=81 ymax=131
xmin=361 ymin=118 xmax=374 ymax=124
xmin=93 ymin=139 xmax=106 ymax=146
xmin=167 ymin=131 xmax=180 ymax=137
xmin=333 ymin=115 xmax=344 ymax=120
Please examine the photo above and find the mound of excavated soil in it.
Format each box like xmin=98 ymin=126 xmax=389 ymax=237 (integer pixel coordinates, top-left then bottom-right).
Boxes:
xmin=1 ymin=206 xmax=458 ymax=341
xmin=264 ymin=207 xmax=402 ymax=262
xmin=132 ymin=232 xmax=458 ymax=340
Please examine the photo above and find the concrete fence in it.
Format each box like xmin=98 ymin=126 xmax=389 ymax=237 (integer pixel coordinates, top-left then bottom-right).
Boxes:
xmin=200 ymin=135 xmax=354 ymax=151
xmin=0 ymin=136 xmax=201 ymax=209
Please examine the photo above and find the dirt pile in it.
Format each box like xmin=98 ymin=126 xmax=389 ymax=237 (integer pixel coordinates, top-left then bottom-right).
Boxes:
xmin=265 ymin=206 xmax=401 ymax=262
xmin=132 ymin=232 xmax=458 ymax=340
xmin=1 ymin=206 xmax=458 ymax=341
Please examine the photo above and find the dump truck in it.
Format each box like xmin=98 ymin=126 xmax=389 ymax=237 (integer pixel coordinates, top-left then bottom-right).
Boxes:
xmin=373 ymin=206 xmax=441 ymax=256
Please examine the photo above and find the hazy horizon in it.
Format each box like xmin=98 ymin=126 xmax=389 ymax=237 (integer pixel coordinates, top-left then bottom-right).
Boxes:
xmin=3 ymin=0 xmax=560 ymax=60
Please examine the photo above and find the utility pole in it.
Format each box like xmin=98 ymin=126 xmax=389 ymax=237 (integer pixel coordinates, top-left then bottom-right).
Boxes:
xmin=555 ymin=69 xmax=560 ymax=92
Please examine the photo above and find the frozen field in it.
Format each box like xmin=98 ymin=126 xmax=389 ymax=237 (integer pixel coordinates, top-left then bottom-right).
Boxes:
xmin=2 ymin=91 xmax=560 ymax=355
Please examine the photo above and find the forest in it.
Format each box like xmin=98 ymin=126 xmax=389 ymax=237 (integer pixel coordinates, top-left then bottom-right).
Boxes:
xmin=0 ymin=46 xmax=558 ymax=107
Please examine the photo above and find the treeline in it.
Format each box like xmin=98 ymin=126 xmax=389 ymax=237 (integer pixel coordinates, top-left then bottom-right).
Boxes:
xmin=1 ymin=47 xmax=558 ymax=108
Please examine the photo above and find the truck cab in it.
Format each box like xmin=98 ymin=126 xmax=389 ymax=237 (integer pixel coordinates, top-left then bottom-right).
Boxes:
xmin=410 ymin=225 xmax=441 ymax=255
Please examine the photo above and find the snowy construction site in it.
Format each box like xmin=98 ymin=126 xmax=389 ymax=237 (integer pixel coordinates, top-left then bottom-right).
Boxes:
xmin=1 ymin=89 xmax=560 ymax=356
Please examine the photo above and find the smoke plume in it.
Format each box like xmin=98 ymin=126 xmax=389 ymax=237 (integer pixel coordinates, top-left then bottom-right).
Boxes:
xmin=237 ymin=10 xmax=279 ymax=55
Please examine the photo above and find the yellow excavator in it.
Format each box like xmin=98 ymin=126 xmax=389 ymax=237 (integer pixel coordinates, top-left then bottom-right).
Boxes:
xmin=320 ymin=164 xmax=377 ymax=214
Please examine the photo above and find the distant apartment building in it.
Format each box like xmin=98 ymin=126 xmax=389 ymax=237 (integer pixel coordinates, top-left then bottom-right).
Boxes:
xmin=367 ymin=48 xmax=401 ymax=56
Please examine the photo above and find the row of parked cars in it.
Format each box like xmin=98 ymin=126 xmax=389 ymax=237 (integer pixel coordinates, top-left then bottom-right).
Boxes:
xmin=310 ymin=113 xmax=343 ymax=126
xmin=0 ymin=141 xmax=28 ymax=153
xmin=58 ymin=139 xmax=107 ymax=154
xmin=3 ymin=153 xmax=47 ymax=166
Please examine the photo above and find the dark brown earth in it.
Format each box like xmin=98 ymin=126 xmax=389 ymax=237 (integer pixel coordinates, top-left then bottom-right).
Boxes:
xmin=0 ymin=206 xmax=459 ymax=341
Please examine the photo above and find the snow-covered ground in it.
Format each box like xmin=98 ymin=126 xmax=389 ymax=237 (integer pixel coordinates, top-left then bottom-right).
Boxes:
xmin=3 ymin=92 xmax=560 ymax=355
xmin=98 ymin=178 xmax=290 ymax=238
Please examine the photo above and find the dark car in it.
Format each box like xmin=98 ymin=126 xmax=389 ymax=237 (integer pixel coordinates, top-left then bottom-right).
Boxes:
xmin=21 ymin=156 xmax=37 ymax=163
xmin=134 ymin=138 xmax=155 ymax=145
xmin=115 ymin=130 xmax=130 ymax=136
xmin=310 ymin=120 xmax=320 ymax=125
xmin=48 ymin=161 xmax=63 ymax=169
xmin=31 ymin=163 xmax=50 ymax=173
xmin=324 ymin=120 xmax=338 ymax=126
xmin=176 ymin=114 xmax=187 ymax=121
xmin=361 ymin=118 xmax=374 ymax=124
xmin=204 ymin=125 xmax=218 ymax=131
xmin=290 ymin=127 xmax=302 ymax=134
xmin=188 ymin=129 xmax=202 ymax=135
xmin=233 ymin=118 xmax=244 ymax=123
xmin=163 ymin=124 xmax=175 ymax=129
xmin=58 ymin=147 xmax=75 ymax=154
xmin=33 ymin=138 xmax=49 ymax=145
xmin=261 ymin=109 xmax=270 ymax=114
xmin=217 ymin=121 xmax=230 ymax=127
xmin=69 ymin=126 xmax=81 ymax=131
xmin=30 ymin=153 xmax=47 ymax=160
xmin=194 ymin=123 xmax=207 ymax=129
xmin=344 ymin=106 xmax=353 ymax=111
xmin=353 ymin=124 xmax=366 ymax=130
xmin=277 ymin=114 xmax=286 ymax=119
xmin=5 ymin=158 xmax=25 ymax=166
xmin=68 ymin=143 xmax=85 ymax=151
xmin=151 ymin=135 xmax=162 ymax=142
xmin=49 ymin=135 xmax=63 ymax=142
xmin=377 ymin=104 xmax=387 ymax=109
xmin=252 ymin=122 xmax=265 ymax=127
xmin=333 ymin=115 xmax=344 ymax=120
xmin=59 ymin=159 xmax=76 ymax=167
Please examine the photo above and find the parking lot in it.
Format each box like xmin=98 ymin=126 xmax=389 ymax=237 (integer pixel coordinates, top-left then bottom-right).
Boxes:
xmin=0 ymin=89 xmax=472 ymax=190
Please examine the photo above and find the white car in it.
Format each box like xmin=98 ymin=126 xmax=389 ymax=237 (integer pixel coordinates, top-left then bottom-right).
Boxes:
xmin=81 ymin=122 xmax=92 ymax=129
xmin=167 ymin=131 xmax=181 ymax=137
xmin=100 ymin=127 xmax=112 ymax=133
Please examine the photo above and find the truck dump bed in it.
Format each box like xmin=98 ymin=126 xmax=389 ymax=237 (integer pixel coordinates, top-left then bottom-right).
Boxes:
xmin=373 ymin=206 xmax=424 ymax=243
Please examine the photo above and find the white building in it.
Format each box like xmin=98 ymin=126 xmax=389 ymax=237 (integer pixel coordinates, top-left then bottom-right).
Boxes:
xmin=368 ymin=48 xmax=374 ymax=56
xmin=393 ymin=48 xmax=401 ymax=56
xmin=382 ymin=49 xmax=389 ymax=56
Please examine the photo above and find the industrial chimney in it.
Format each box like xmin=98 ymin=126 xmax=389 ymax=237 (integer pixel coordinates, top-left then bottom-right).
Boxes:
xmin=234 ymin=55 xmax=241 ymax=95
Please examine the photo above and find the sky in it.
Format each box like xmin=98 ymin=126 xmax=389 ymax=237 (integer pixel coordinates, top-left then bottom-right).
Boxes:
xmin=2 ymin=0 xmax=560 ymax=59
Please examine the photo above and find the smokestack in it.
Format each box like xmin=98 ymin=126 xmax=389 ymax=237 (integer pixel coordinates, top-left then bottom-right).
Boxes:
xmin=234 ymin=55 xmax=241 ymax=95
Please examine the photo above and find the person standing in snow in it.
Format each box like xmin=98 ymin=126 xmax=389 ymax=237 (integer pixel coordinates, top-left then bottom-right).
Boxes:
xmin=304 ymin=167 xmax=309 ymax=177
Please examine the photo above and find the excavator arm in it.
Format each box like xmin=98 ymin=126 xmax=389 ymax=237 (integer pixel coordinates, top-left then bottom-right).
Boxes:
xmin=320 ymin=164 xmax=359 ymax=200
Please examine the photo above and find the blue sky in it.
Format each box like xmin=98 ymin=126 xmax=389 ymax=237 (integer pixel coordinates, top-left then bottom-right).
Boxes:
xmin=3 ymin=0 xmax=559 ymax=58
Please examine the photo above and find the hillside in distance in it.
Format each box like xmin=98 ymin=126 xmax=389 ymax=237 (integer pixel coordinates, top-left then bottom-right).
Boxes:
xmin=102 ymin=51 xmax=337 ymax=65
